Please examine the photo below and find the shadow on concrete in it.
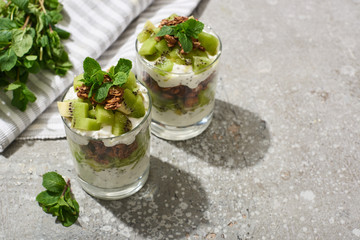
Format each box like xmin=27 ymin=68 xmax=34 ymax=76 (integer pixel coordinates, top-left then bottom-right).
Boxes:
xmin=169 ymin=99 xmax=271 ymax=169
xmin=96 ymin=156 xmax=209 ymax=239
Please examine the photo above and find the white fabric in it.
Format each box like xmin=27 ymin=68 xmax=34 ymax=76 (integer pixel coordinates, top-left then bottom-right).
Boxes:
xmin=1 ymin=0 xmax=201 ymax=151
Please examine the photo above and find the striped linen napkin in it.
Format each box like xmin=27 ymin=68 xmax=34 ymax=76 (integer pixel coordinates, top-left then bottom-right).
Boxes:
xmin=0 ymin=0 xmax=201 ymax=152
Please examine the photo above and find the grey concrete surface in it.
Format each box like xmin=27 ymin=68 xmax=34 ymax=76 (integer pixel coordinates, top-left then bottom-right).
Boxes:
xmin=1 ymin=0 xmax=360 ymax=239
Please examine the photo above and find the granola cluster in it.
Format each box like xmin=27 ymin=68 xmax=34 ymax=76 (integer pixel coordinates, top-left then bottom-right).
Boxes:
xmin=144 ymin=71 xmax=214 ymax=109
xmin=83 ymin=140 xmax=138 ymax=165
xmin=76 ymin=75 xmax=124 ymax=110
xmin=156 ymin=16 xmax=205 ymax=54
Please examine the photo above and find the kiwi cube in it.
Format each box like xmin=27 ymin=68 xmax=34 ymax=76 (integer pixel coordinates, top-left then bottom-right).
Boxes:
xmin=112 ymin=112 xmax=132 ymax=136
xmin=130 ymin=94 xmax=146 ymax=118
xmin=168 ymin=47 xmax=186 ymax=65
xmin=88 ymin=108 xmax=96 ymax=119
xmin=145 ymin=51 xmax=161 ymax=61
xmin=139 ymin=37 xmax=157 ymax=56
xmin=57 ymin=101 xmax=74 ymax=117
xmin=73 ymin=73 xmax=84 ymax=91
xmin=198 ymin=32 xmax=219 ymax=56
xmin=192 ymin=56 xmax=212 ymax=73
xmin=73 ymin=101 xmax=89 ymax=118
xmin=123 ymin=88 xmax=137 ymax=109
xmin=155 ymin=39 xmax=170 ymax=54
xmin=137 ymin=31 xmax=152 ymax=43
xmin=95 ymin=104 xmax=115 ymax=125
xmin=155 ymin=58 xmax=174 ymax=72
xmin=72 ymin=117 xmax=101 ymax=131
xmin=122 ymin=71 xmax=138 ymax=90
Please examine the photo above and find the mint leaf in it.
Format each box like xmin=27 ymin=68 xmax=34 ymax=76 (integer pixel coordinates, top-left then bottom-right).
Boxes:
xmin=0 ymin=18 xmax=17 ymax=30
xmin=11 ymin=0 xmax=29 ymax=10
xmin=0 ymin=49 xmax=17 ymax=71
xmin=6 ymin=82 xmax=22 ymax=91
xmin=94 ymin=82 xmax=112 ymax=102
xmin=12 ymin=29 xmax=33 ymax=57
xmin=156 ymin=25 xmax=176 ymax=37
xmin=113 ymin=72 xmax=128 ymax=86
xmin=114 ymin=58 xmax=132 ymax=75
xmin=42 ymin=172 xmax=66 ymax=193
xmin=83 ymin=57 xmax=101 ymax=78
xmin=22 ymin=85 xmax=37 ymax=102
xmin=36 ymin=190 xmax=61 ymax=206
xmin=184 ymin=19 xmax=204 ymax=38
xmin=177 ymin=32 xmax=192 ymax=53
xmin=11 ymin=84 xmax=36 ymax=111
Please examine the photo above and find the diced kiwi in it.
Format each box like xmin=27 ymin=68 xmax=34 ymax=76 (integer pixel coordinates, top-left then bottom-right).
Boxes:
xmin=123 ymin=89 xmax=145 ymax=118
xmin=72 ymin=101 xmax=89 ymax=119
xmin=145 ymin=51 xmax=161 ymax=61
xmin=137 ymin=21 xmax=156 ymax=43
xmin=57 ymin=101 xmax=74 ymax=117
xmin=130 ymin=94 xmax=145 ymax=118
xmin=73 ymin=73 xmax=84 ymax=91
xmin=155 ymin=39 xmax=170 ymax=54
xmin=168 ymin=47 xmax=186 ymax=65
xmin=139 ymin=37 xmax=157 ymax=56
xmin=198 ymin=89 xmax=213 ymax=106
xmin=116 ymin=103 xmax=132 ymax=115
xmin=112 ymin=111 xmax=132 ymax=136
xmin=192 ymin=56 xmax=212 ymax=73
xmin=155 ymin=57 xmax=174 ymax=72
xmin=95 ymin=104 xmax=115 ymax=125
xmin=71 ymin=117 xmax=101 ymax=131
xmin=122 ymin=71 xmax=138 ymax=90
xmin=167 ymin=13 xmax=178 ymax=20
xmin=57 ymin=100 xmax=90 ymax=118
xmin=198 ymin=32 xmax=219 ymax=56
xmin=137 ymin=31 xmax=152 ymax=43
xmin=88 ymin=108 xmax=96 ymax=119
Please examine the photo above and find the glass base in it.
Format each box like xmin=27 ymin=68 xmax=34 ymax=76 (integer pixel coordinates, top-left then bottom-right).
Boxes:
xmin=77 ymin=167 xmax=149 ymax=200
xmin=151 ymin=112 xmax=213 ymax=141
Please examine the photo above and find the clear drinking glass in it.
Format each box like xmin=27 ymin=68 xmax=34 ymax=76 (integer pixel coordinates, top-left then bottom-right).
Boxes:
xmin=61 ymin=82 xmax=152 ymax=200
xmin=135 ymin=25 xmax=222 ymax=140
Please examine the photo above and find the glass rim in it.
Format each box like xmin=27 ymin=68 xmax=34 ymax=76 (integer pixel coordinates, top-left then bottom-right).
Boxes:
xmin=135 ymin=24 xmax=222 ymax=75
xmin=61 ymin=80 xmax=152 ymax=141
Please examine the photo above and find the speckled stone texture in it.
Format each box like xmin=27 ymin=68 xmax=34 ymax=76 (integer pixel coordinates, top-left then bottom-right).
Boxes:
xmin=1 ymin=0 xmax=360 ymax=239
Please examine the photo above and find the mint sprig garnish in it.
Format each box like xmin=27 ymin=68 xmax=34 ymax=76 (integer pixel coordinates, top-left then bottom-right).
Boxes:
xmin=81 ymin=57 xmax=132 ymax=102
xmin=36 ymin=172 xmax=79 ymax=227
xmin=156 ymin=18 xmax=204 ymax=53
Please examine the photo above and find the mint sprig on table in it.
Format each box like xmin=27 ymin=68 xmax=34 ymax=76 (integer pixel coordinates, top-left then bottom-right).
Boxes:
xmin=81 ymin=57 xmax=132 ymax=102
xmin=156 ymin=18 xmax=204 ymax=53
xmin=36 ymin=172 xmax=79 ymax=227
xmin=0 ymin=0 xmax=72 ymax=111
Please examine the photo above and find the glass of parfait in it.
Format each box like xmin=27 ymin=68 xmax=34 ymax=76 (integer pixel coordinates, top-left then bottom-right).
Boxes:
xmin=135 ymin=15 xmax=222 ymax=141
xmin=59 ymin=57 xmax=152 ymax=200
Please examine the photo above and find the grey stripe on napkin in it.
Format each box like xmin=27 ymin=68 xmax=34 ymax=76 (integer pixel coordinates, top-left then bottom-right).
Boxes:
xmin=10 ymin=0 xmax=202 ymax=148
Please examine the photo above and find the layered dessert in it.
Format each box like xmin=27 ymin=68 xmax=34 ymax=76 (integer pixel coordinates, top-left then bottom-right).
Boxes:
xmin=136 ymin=15 xmax=221 ymax=129
xmin=58 ymin=57 xmax=151 ymax=196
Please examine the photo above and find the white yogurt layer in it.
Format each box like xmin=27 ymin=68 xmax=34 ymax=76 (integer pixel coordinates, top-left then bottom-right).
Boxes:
xmin=63 ymin=83 xmax=150 ymax=147
xmin=153 ymin=98 xmax=215 ymax=127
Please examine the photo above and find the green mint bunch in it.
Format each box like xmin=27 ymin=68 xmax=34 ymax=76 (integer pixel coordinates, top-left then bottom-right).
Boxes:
xmin=36 ymin=172 xmax=79 ymax=227
xmin=81 ymin=57 xmax=132 ymax=103
xmin=156 ymin=18 xmax=204 ymax=53
xmin=0 ymin=0 xmax=72 ymax=111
